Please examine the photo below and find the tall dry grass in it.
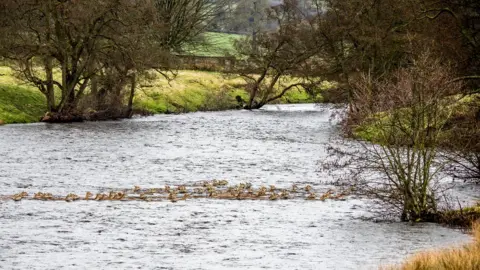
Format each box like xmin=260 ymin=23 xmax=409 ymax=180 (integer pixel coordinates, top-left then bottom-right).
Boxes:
xmin=388 ymin=222 xmax=480 ymax=270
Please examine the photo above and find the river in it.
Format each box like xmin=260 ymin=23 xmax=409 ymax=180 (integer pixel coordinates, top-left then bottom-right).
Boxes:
xmin=0 ymin=104 xmax=473 ymax=269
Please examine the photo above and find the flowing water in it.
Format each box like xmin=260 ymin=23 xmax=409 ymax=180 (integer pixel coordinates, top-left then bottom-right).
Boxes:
xmin=0 ymin=104 xmax=475 ymax=269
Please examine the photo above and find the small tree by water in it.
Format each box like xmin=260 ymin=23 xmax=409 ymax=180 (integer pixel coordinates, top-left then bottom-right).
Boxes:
xmin=326 ymin=52 xmax=464 ymax=222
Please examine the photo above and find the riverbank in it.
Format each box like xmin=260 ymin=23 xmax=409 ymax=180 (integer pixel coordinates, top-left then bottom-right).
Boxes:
xmin=0 ymin=67 xmax=319 ymax=124
xmin=388 ymin=222 xmax=480 ymax=270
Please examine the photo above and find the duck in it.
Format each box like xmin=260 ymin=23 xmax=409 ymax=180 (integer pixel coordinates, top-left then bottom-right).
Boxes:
xmin=94 ymin=193 xmax=105 ymax=201
xmin=12 ymin=193 xmax=24 ymax=201
xmin=65 ymin=193 xmax=80 ymax=202
xmin=34 ymin=192 xmax=44 ymax=199
xmin=269 ymin=193 xmax=278 ymax=200
xmin=177 ymin=185 xmax=187 ymax=194
xmin=280 ymin=190 xmax=289 ymax=199
xmin=85 ymin=192 xmax=93 ymax=200
xmin=219 ymin=180 xmax=229 ymax=186
xmin=291 ymin=184 xmax=298 ymax=192
xmin=133 ymin=186 xmax=141 ymax=192
xmin=115 ymin=192 xmax=126 ymax=200
xmin=168 ymin=191 xmax=178 ymax=202
xmin=256 ymin=186 xmax=267 ymax=197
xmin=269 ymin=185 xmax=276 ymax=192
xmin=305 ymin=185 xmax=312 ymax=192
xmin=320 ymin=189 xmax=334 ymax=201
xmin=12 ymin=192 xmax=28 ymax=201
xmin=44 ymin=193 xmax=53 ymax=200
xmin=306 ymin=193 xmax=316 ymax=200
xmin=139 ymin=193 xmax=150 ymax=201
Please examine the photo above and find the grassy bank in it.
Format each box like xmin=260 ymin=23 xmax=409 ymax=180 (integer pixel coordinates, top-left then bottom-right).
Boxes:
xmin=0 ymin=67 xmax=47 ymax=124
xmin=387 ymin=222 xmax=480 ymax=270
xmin=353 ymin=94 xmax=480 ymax=143
xmin=134 ymin=70 xmax=316 ymax=114
xmin=0 ymin=67 xmax=317 ymax=124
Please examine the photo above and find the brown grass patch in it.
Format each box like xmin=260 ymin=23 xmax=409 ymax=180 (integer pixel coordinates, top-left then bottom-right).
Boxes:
xmin=387 ymin=222 xmax=480 ymax=270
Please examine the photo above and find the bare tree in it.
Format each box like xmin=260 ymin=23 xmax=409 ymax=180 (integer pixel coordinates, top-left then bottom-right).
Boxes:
xmin=235 ymin=0 xmax=326 ymax=110
xmin=325 ymin=52 xmax=464 ymax=222
xmin=153 ymin=0 xmax=231 ymax=51
xmin=0 ymin=0 xmax=228 ymax=121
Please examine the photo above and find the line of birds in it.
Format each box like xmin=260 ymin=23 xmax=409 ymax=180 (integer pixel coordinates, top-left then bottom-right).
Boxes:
xmin=8 ymin=183 xmax=351 ymax=203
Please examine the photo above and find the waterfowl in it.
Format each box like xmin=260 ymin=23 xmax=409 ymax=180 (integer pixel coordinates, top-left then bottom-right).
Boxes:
xmin=257 ymin=187 xmax=267 ymax=197
xmin=168 ymin=191 xmax=178 ymax=202
xmin=115 ymin=192 xmax=126 ymax=200
xmin=269 ymin=193 xmax=278 ymax=200
xmin=306 ymin=193 xmax=316 ymax=200
xmin=34 ymin=192 xmax=44 ymax=199
xmin=133 ymin=186 xmax=141 ymax=192
xmin=12 ymin=192 xmax=28 ymax=201
xmin=85 ymin=192 xmax=93 ymax=200
xmin=291 ymin=184 xmax=298 ymax=192
xmin=12 ymin=194 xmax=23 ymax=201
xmin=219 ymin=180 xmax=229 ymax=186
xmin=177 ymin=186 xmax=187 ymax=194
xmin=44 ymin=193 xmax=53 ymax=200
xmin=320 ymin=189 xmax=334 ymax=201
xmin=269 ymin=185 xmax=276 ymax=192
xmin=280 ymin=190 xmax=289 ymax=199
xmin=305 ymin=185 xmax=312 ymax=192
xmin=67 ymin=193 xmax=80 ymax=202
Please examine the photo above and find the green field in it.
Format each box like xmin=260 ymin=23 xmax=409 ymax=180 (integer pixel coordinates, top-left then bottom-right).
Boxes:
xmin=183 ymin=32 xmax=245 ymax=57
xmin=0 ymin=67 xmax=47 ymax=123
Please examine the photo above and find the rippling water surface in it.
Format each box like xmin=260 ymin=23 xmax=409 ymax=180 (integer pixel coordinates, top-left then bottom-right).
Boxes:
xmin=0 ymin=104 xmax=472 ymax=269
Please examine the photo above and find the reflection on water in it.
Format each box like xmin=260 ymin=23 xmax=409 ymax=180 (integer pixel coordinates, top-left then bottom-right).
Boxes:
xmin=0 ymin=104 xmax=471 ymax=269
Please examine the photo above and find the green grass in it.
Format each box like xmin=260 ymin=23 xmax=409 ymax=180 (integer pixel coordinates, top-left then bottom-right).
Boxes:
xmin=0 ymin=85 xmax=46 ymax=124
xmin=353 ymin=94 xmax=480 ymax=143
xmin=0 ymin=66 xmax=319 ymax=123
xmin=134 ymin=70 xmax=249 ymax=113
xmin=183 ymin=32 xmax=245 ymax=57
xmin=0 ymin=66 xmax=47 ymax=123
xmin=134 ymin=70 xmax=320 ymax=114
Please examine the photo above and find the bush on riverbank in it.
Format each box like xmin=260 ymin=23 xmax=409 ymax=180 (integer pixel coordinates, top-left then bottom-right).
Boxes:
xmin=438 ymin=204 xmax=480 ymax=228
xmin=388 ymin=222 xmax=480 ymax=270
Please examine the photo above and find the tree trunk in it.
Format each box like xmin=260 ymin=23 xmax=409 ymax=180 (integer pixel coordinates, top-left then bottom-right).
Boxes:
xmin=44 ymin=57 xmax=56 ymax=112
xmin=126 ymin=73 xmax=136 ymax=118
